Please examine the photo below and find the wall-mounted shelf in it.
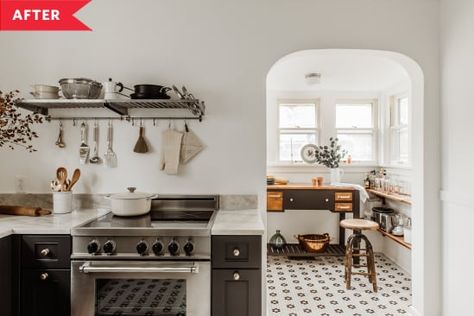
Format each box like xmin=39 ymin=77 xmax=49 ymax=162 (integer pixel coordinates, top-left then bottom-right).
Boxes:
xmin=15 ymin=98 xmax=205 ymax=121
xmin=378 ymin=228 xmax=412 ymax=250
xmin=367 ymin=189 xmax=412 ymax=205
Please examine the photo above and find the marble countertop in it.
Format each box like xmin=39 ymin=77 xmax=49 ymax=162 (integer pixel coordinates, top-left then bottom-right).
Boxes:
xmin=0 ymin=209 xmax=109 ymax=238
xmin=212 ymin=209 xmax=265 ymax=235
xmin=0 ymin=208 xmax=264 ymax=238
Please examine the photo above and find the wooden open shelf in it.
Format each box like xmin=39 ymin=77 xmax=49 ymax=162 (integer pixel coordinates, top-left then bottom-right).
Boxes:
xmin=367 ymin=189 xmax=412 ymax=205
xmin=267 ymin=243 xmax=345 ymax=258
xmin=378 ymin=228 xmax=412 ymax=250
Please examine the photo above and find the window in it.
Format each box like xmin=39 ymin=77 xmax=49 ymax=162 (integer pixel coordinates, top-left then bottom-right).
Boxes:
xmin=335 ymin=101 xmax=376 ymax=162
xmin=390 ymin=95 xmax=410 ymax=164
xmin=278 ymin=100 xmax=319 ymax=162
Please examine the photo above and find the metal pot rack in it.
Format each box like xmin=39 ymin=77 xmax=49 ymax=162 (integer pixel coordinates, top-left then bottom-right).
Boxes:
xmin=15 ymin=98 xmax=205 ymax=122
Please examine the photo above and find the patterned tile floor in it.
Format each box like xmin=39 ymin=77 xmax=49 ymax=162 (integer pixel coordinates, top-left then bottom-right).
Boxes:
xmin=267 ymin=253 xmax=412 ymax=316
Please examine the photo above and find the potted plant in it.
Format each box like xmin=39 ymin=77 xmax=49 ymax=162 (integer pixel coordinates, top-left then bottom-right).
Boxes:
xmin=301 ymin=137 xmax=348 ymax=184
xmin=0 ymin=90 xmax=43 ymax=152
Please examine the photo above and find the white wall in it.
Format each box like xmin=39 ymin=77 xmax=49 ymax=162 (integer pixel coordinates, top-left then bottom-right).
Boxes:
xmin=440 ymin=0 xmax=474 ymax=314
xmin=0 ymin=0 xmax=440 ymax=314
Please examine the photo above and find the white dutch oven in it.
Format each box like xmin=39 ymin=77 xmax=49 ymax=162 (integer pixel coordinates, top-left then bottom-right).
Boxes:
xmin=106 ymin=187 xmax=158 ymax=216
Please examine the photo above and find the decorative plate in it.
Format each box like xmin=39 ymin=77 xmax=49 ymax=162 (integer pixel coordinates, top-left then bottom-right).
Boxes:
xmin=300 ymin=144 xmax=319 ymax=164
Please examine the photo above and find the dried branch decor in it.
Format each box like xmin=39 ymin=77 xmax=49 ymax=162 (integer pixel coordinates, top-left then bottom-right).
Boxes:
xmin=311 ymin=137 xmax=347 ymax=169
xmin=0 ymin=90 xmax=43 ymax=152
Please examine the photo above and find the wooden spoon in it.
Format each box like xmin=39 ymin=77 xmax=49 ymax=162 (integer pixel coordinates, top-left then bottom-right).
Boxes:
xmin=68 ymin=169 xmax=81 ymax=191
xmin=56 ymin=167 xmax=68 ymax=192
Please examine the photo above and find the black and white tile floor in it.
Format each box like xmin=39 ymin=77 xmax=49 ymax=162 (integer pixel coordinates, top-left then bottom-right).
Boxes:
xmin=267 ymin=254 xmax=412 ymax=316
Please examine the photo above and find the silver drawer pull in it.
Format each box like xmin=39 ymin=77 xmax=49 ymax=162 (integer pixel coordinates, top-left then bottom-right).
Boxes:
xmin=40 ymin=248 xmax=50 ymax=257
xmin=289 ymin=198 xmax=294 ymax=202
xmin=325 ymin=198 xmax=329 ymax=202
xmin=233 ymin=248 xmax=240 ymax=257
xmin=79 ymin=262 xmax=199 ymax=274
xmin=233 ymin=272 xmax=240 ymax=280
xmin=40 ymin=272 xmax=49 ymax=281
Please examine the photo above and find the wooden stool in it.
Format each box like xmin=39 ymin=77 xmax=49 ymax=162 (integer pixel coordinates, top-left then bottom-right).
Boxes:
xmin=340 ymin=218 xmax=379 ymax=292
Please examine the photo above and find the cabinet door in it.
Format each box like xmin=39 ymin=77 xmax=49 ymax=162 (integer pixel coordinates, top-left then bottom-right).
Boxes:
xmin=0 ymin=236 xmax=12 ymax=316
xmin=21 ymin=269 xmax=70 ymax=316
xmin=212 ymin=269 xmax=261 ymax=316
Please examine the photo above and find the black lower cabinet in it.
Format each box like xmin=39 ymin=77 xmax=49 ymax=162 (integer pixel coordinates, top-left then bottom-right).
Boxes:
xmin=19 ymin=235 xmax=71 ymax=316
xmin=20 ymin=269 xmax=70 ymax=316
xmin=212 ymin=269 xmax=261 ymax=316
xmin=212 ymin=235 xmax=262 ymax=316
xmin=0 ymin=236 xmax=12 ymax=316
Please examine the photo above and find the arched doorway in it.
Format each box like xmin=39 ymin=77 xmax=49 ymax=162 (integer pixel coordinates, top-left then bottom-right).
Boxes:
xmin=265 ymin=49 xmax=429 ymax=315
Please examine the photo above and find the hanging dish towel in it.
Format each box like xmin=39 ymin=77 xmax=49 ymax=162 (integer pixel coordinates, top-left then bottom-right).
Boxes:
xmin=160 ymin=128 xmax=184 ymax=175
xmin=180 ymin=123 xmax=205 ymax=164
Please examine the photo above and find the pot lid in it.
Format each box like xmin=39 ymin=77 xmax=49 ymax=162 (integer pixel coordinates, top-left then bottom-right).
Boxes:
xmin=110 ymin=187 xmax=156 ymax=200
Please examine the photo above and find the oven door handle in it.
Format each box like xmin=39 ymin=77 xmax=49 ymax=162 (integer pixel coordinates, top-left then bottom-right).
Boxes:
xmin=78 ymin=262 xmax=199 ymax=274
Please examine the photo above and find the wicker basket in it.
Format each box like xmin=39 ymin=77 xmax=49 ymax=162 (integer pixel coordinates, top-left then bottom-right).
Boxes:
xmin=296 ymin=233 xmax=330 ymax=253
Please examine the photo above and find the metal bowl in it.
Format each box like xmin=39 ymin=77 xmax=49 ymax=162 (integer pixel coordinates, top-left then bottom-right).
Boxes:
xmin=59 ymin=78 xmax=102 ymax=99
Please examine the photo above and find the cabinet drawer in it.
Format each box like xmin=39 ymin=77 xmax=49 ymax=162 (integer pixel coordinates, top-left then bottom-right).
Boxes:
xmin=335 ymin=192 xmax=353 ymax=201
xmin=212 ymin=236 xmax=261 ymax=269
xmin=334 ymin=203 xmax=353 ymax=212
xmin=267 ymin=191 xmax=283 ymax=212
xmin=21 ymin=235 xmax=71 ymax=269
xmin=283 ymin=190 xmax=334 ymax=210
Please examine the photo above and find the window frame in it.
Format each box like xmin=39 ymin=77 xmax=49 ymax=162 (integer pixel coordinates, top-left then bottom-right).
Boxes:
xmin=335 ymin=99 xmax=378 ymax=164
xmin=389 ymin=93 xmax=411 ymax=166
xmin=277 ymin=99 xmax=320 ymax=163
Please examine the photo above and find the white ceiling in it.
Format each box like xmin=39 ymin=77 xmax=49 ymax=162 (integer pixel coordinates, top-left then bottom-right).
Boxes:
xmin=267 ymin=52 xmax=409 ymax=92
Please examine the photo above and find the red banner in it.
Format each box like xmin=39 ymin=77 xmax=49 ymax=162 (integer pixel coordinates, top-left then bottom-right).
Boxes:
xmin=0 ymin=0 xmax=91 ymax=31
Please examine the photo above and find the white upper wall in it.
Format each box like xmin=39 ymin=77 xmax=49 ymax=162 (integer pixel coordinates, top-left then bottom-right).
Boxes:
xmin=440 ymin=0 xmax=474 ymax=314
xmin=0 ymin=0 xmax=439 ymax=197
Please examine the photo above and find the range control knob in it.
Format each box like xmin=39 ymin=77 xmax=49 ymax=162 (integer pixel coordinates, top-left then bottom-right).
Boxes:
xmin=183 ymin=240 xmax=194 ymax=256
xmin=103 ymin=240 xmax=116 ymax=255
xmin=168 ymin=239 xmax=180 ymax=256
xmin=136 ymin=240 xmax=149 ymax=256
xmin=87 ymin=240 xmax=101 ymax=255
xmin=152 ymin=240 xmax=164 ymax=256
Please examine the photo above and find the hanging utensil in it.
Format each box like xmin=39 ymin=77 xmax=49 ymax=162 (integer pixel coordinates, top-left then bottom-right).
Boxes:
xmin=55 ymin=121 xmax=66 ymax=148
xmin=104 ymin=121 xmax=118 ymax=167
xmin=79 ymin=122 xmax=90 ymax=165
xmin=133 ymin=120 xmax=148 ymax=153
xmin=89 ymin=121 xmax=102 ymax=164
xmin=68 ymin=168 xmax=81 ymax=191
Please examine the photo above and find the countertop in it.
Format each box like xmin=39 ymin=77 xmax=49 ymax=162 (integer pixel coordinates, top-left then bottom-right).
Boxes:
xmin=0 ymin=208 xmax=265 ymax=238
xmin=212 ymin=209 xmax=265 ymax=235
xmin=268 ymin=184 xmax=358 ymax=190
xmin=0 ymin=209 xmax=109 ymax=238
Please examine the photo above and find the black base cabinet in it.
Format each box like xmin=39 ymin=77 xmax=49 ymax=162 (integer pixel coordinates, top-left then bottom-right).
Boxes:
xmin=0 ymin=236 xmax=12 ymax=316
xmin=19 ymin=235 xmax=71 ymax=316
xmin=212 ymin=236 xmax=262 ymax=316
xmin=20 ymin=269 xmax=70 ymax=316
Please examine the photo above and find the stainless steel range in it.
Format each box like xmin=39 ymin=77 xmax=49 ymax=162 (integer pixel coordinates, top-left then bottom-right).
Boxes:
xmin=71 ymin=195 xmax=219 ymax=316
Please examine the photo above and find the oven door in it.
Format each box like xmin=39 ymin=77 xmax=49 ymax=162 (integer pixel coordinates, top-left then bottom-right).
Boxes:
xmin=71 ymin=260 xmax=210 ymax=316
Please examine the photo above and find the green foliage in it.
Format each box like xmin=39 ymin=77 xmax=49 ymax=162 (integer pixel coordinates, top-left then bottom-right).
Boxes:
xmin=313 ymin=137 xmax=347 ymax=168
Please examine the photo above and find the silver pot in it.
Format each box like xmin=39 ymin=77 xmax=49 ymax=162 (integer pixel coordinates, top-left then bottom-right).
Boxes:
xmin=106 ymin=187 xmax=157 ymax=217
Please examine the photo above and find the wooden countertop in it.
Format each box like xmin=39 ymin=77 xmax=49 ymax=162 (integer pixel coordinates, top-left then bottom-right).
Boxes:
xmin=268 ymin=184 xmax=358 ymax=191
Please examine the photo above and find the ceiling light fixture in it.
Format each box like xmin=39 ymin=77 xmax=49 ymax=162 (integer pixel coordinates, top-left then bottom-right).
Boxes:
xmin=305 ymin=72 xmax=321 ymax=85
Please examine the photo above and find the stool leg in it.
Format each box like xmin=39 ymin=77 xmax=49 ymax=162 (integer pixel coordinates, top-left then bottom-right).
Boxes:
xmin=360 ymin=234 xmax=377 ymax=292
xmin=344 ymin=234 xmax=356 ymax=290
